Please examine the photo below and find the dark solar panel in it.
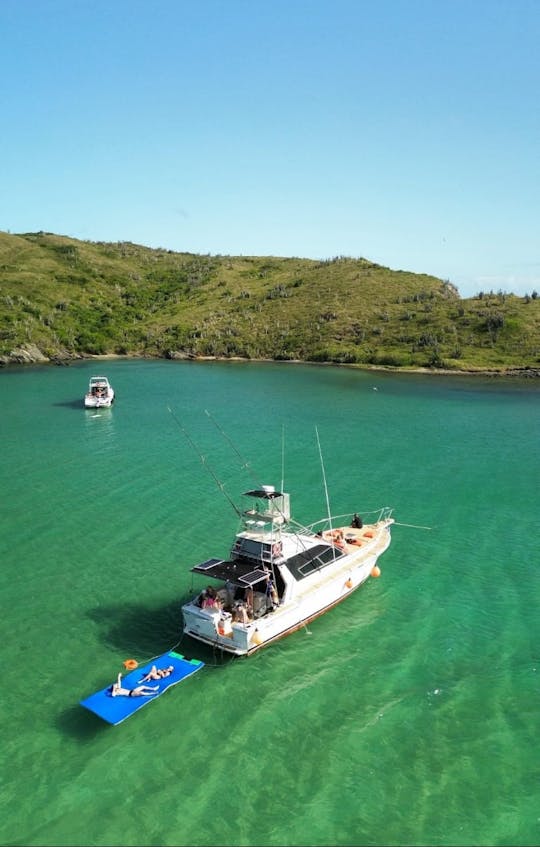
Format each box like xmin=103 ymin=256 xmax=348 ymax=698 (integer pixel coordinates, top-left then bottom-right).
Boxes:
xmin=193 ymin=557 xmax=225 ymax=571
xmin=238 ymin=569 xmax=270 ymax=586
xmin=285 ymin=544 xmax=343 ymax=580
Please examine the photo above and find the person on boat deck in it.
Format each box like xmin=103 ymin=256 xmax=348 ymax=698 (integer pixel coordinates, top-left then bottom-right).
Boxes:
xmin=202 ymin=595 xmax=217 ymax=608
xmin=197 ymin=587 xmax=213 ymax=607
xmin=138 ymin=664 xmax=174 ymax=683
xmin=110 ymin=672 xmax=159 ymax=698
xmin=225 ymin=579 xmax=236 ymax=608
xmin=351 ymin=513 xmax=363 ymax=529
xmin=234 ymin=601 xmax=249 ymax=624
xmin=201 ymin=585 xmax=223 ymax=609
xmin=265 ymin=577 xmax=279 ymax=608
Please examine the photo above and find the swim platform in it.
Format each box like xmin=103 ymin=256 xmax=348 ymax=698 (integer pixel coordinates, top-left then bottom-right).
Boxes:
xmin=80 ymin=650 xmax=205 ymax=725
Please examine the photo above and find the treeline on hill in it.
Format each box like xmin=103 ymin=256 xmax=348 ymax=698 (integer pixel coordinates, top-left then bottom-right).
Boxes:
xmin=0 ymin=230 xmax=539 ymax=372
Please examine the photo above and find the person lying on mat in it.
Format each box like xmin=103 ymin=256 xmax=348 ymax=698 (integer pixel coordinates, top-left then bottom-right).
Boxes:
xmin=138 ymin=664 xmax=174 ymax=683
xmin=111 ymin=672 xmax=159 ymax=698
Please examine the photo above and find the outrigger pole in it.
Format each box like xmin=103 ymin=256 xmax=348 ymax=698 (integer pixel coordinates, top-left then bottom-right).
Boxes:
xmin=203 ymin=409 xmax=263 ymax=491
xmin=167 ymin=406 xmax=242 ymax=517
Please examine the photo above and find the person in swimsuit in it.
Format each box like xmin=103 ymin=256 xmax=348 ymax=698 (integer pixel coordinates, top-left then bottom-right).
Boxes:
xmin=110 ymin=672 xmax=159 ymax=698
xmin=138 ymin=664 xmax=174 ymax=683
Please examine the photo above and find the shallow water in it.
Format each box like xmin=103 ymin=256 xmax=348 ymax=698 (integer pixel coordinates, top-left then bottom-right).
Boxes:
xmin=1 ymin=359 xmax=539 ymax=846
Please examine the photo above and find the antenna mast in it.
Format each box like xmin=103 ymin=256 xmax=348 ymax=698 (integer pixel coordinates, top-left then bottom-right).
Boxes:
xmin=316 ymin=426 xmax=333 ymax=531
xmin=280 ymin=423 xmax=285 ymax=493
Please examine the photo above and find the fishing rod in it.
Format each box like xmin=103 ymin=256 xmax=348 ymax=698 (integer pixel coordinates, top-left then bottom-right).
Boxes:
xmin=167 ymin=406 xmax=241 ymax=517
xmin=204 ymin=409 xmax=262 ymax=490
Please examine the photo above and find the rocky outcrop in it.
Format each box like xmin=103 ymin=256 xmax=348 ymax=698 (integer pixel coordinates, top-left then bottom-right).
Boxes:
xmin=0 ymin=344 xmax=49 ymax=365
xmin=0 ymin=344 xmax=81 ymax=366
xmin=164 ymin=350 xmax=194 ymax=360
xmin=503 ymin=367 xmax=540 ymax=378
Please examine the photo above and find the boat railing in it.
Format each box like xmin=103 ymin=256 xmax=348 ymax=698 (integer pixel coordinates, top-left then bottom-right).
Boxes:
xmin=306 ymin=506 xmax=394 ymax=535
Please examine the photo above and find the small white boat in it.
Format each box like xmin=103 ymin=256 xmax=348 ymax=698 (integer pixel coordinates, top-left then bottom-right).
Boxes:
xmin=84 ymin=376 xmax=115 ymax=408
xmin=182 ymin=484 xmax=394 ymax=656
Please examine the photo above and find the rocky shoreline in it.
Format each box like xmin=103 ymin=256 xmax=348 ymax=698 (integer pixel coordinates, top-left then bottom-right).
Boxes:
xmin=1 ymin=343 xmax=539 ymax=378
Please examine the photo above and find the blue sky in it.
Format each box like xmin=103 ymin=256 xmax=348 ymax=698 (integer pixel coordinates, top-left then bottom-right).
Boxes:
xmin=1 ymin=0 xmax=538 ymax=298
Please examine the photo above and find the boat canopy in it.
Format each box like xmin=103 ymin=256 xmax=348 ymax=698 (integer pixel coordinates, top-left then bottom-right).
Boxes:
xmin=243 ymin=487 xmax=282 ymax=499
xmin=190 ymin=557 xmax=270 ymax=588
xmin=242 ymin=488 xmax=290 ymax=523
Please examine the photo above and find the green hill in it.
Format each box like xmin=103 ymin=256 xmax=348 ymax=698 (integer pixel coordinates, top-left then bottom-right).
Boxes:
xmin=1 ymin=230 xmax=539 ymax=374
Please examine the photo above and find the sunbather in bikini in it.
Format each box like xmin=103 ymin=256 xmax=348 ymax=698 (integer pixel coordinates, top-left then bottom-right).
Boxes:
xmin=138 ymin=664 xmax=174 ymax=683
xmin=111 ymin=672 xmax=159 ymax=698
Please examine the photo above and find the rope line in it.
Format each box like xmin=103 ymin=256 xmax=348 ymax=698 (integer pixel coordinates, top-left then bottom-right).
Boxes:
xmin=393 ymin=521 xmax=433 ymax=530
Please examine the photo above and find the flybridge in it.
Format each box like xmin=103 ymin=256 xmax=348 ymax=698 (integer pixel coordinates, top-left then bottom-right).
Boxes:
xmin=242 ymin=486 xmax=291 ymax=524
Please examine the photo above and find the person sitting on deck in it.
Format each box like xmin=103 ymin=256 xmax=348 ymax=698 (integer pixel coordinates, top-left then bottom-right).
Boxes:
xmin=138 ymin=665 xmax=174 ymax=683
xmin=351 ymin=513 xmax=363 ymax=529
xmin=110 ymin=672 xmax=159 ymax=698
xmin=201 ymin=586 xmax=219 ymax=608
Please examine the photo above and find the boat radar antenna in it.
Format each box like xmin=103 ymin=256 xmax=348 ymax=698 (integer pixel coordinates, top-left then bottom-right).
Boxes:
xmin=316 ymin=426 xmax=333 ymax=532
xmin=167 ymin=406 xmax=241 ymax=517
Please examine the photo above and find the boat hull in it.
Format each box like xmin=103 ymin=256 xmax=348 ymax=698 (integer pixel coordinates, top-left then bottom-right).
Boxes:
xmin=84 ymin=394 xmax=114 ymax=408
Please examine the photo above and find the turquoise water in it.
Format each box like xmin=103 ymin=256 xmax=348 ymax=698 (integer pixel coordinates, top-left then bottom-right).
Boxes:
xmin=1 ymin=359 xmax=539 ymax=847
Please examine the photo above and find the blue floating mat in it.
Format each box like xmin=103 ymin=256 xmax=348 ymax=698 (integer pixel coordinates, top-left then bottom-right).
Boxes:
xmin=80 ymin=650 xmax=205 ymax=726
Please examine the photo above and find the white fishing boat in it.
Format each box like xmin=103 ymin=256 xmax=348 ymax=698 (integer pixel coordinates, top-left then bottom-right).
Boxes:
xmin=182 ymin=484 xmax=394 ymax=657
xmin=84 ymin=376 xmax=115 ymax=408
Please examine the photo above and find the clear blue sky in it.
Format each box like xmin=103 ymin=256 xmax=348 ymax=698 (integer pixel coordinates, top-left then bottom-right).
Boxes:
xmin=1 ymin=0 xmax=538 ymax=298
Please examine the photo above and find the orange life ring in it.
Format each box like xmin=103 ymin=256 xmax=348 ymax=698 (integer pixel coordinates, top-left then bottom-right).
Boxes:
xmin=123 ymin=658 xmax=138 ymax=671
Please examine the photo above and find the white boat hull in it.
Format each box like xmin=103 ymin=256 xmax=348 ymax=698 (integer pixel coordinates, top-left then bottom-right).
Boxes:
xmin=183 ymin=518 xmax=392 ymax=656
xmin=84 ymin=376 xmax=115 ymax=408
xmin=84 ymin=393 xmax=114 ymax=408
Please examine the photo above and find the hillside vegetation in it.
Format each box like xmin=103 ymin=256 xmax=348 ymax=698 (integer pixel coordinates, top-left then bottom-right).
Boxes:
xmin=1 ymin=230 xmax=539 ymax=373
